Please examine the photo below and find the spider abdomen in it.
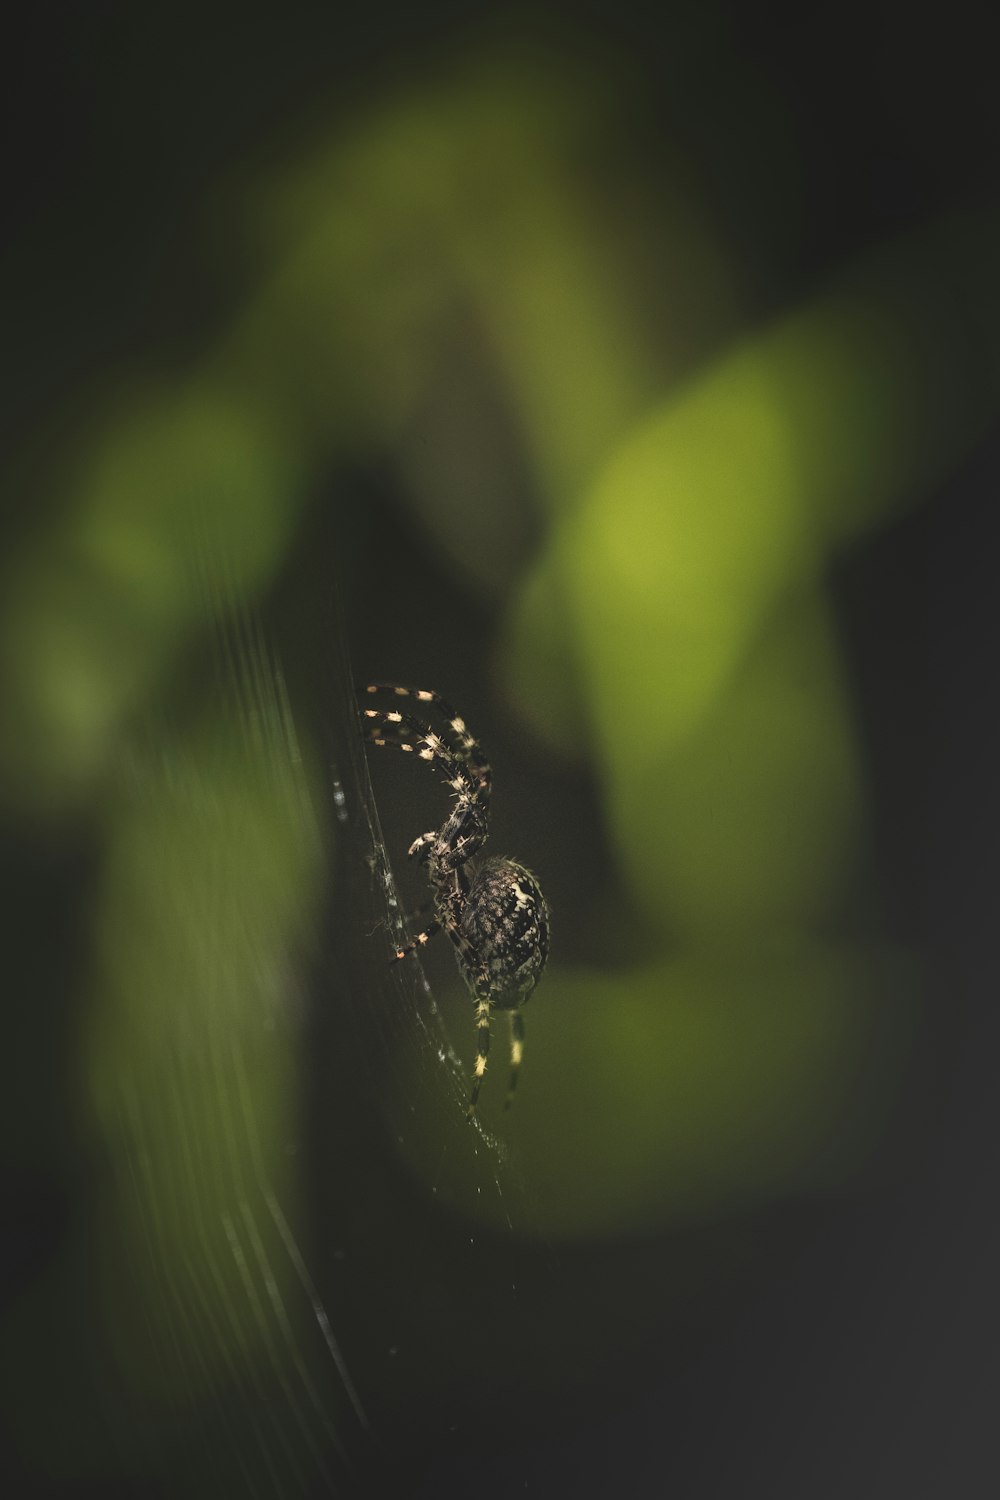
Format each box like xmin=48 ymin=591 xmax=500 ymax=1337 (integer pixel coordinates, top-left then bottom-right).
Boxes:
xmin=459 ymin=856 xmax=550 ymax=1008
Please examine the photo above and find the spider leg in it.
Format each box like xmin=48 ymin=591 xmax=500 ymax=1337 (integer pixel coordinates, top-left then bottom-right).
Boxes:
xmin=362 ymin=708 xmax=489 ymax=869
xmin=360 ymin=709 xmax=454 ymax=767
xmin=467 ymin=998 xmax=492 ymax=1117
xmin=388 ymin=920 xmax=442 ymax=964
xmin=364 ymin=683 xmax=492 ymax=790
xmin=361 ymin=711 xmax=485 ymax=814
xmin=504 ymin=1011 xmax=525 ymax=1110
xmin=407 ymin=831 xmax=438 ymax=862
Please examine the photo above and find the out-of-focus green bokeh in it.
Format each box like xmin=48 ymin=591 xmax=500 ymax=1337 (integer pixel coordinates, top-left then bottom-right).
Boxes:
xmin=3 ymin=15 xmax=999 ymax=1491
xmin=0 ymin=25 xmax=989 ymax=1256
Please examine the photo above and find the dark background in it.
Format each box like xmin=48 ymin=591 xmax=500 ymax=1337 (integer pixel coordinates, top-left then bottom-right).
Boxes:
xmin=3 ymin=3 xmax=999 ymax=1496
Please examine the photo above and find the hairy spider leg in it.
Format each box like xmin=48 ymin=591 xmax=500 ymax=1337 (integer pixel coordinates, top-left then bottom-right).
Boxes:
xmin=360 ymin=708 xmax=450 ymax=761
xmin=359 ymin=714 xmax=452 ymax=863
xmin=387 ymin=919 xmax=442 ymax=965
xmin=360 ymin=707 xmax=471 ymax=783
xmin=362 ymin=689 xmax=493 ymax=819
xmin=467 ymin=997 xmax=493 ymax=1117
xmin=364 ymin=683 xmax=492 ymax=792
xmin=364 ymin=685 xmax=493 ymax=860
xmin=384 ymin=898 xmax=439 ymax=964
xmin=505 ymin=1011 xmax=525 ymax=1110
xmin=362 ymin=709 xmax=483 ymax=967
xmin=360 ymin=707 xmax=489 ymax=868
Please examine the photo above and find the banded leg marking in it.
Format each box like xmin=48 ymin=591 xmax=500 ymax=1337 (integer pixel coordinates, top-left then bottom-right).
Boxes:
xmin=505 ymin=1010 xmax=525 ymax=1110
xmin=388 ymin=920 xmax=442 ymax=964
xmin=365 ymin=683 xmax=491 ymax=776
xmin=467 ymin=998 xmax=492 ymax=1117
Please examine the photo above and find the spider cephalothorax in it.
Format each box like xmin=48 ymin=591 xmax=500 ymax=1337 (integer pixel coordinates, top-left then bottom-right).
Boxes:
xmin=361 ymin=683 xmax=549 ymax=1114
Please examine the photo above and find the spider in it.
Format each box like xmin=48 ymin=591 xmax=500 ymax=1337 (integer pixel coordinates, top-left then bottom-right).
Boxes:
xmin=360 ymin=682 xmax=550 ymax=1115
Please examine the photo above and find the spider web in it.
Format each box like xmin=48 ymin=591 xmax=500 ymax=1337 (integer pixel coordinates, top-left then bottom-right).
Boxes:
xmin=74 ymin=537 xmax=532 ymax=1497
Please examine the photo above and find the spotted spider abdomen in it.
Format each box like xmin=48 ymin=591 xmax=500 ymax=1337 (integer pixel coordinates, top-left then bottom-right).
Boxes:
xmin=459 ymin=856 xmax=550 ymax=1008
